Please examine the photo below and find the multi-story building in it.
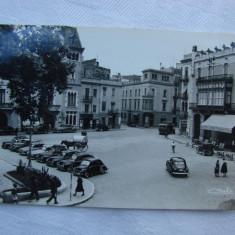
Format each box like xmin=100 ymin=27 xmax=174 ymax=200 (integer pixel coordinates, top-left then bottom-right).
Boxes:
xmin=80 ymin=59 xmax=122 ymax=129
xmin=186 ymin=44 xmax=235 ymax=146
xmin=122 ymin=67 xmax=181 ymax=127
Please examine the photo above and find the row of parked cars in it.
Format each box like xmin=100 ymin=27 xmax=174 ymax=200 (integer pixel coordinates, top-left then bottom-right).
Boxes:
xmin=2 ymin=136 xmax=108 ymax=178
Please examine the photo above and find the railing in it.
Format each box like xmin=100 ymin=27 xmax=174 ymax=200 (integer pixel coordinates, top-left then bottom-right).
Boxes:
xmin=179 ymin=111 xmax=188 ymax=118
xmin=189 ymin=103 xmax=232 ymax=111
xmin=0 ymin=103 xmax=14 ymax=109
xmin=49 ymin=105 xmax=61 ymax=112
xmin=83 ymin=96 xmax=93 ymax=102
xmin=108 ymin=109 xmax=119 ymax=115
xmin=197 ymin=74 xmax=233 ymax=84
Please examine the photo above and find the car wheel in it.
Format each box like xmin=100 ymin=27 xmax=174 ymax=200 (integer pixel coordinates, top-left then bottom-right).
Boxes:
xmin=84 ymin=172 xmax=89 ymax=178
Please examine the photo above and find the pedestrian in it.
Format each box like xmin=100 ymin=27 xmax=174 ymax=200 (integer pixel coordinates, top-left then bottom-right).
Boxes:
xmin=29 ymin=176 xmax=39 ymax=201
xmin=74 ymin=175 xmax=85 ymax=196
xmin=171 ymin=141 xmax=176 ymax=153
xmin=11 ymin=183 xmax=18 ymax=204
xmin=221 ymin=158 xmax=228 ymax=177
xmin=214 ymin=160 xmax=220 ymax=177
xmin=232 ymin=140 xmax=235 ymax=152
xmin=47 ymin=177 xmax=58 ymax=205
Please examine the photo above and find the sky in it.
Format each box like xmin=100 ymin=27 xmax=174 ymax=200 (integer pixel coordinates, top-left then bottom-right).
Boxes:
xmin=77 ymin=27 xmax=235 ymax=76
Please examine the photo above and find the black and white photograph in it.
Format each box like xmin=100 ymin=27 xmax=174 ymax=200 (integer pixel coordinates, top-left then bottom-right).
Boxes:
xmin=1 ymin=25 xmax=235 ymax=211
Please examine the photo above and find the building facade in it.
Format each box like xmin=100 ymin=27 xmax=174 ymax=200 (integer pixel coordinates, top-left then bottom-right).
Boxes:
xmin=122 ymin=67 xmax=181 ymax=127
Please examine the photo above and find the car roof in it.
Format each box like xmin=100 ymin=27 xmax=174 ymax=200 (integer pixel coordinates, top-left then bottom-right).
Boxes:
xmin=170 ymin=157 xmax=185 ymax=162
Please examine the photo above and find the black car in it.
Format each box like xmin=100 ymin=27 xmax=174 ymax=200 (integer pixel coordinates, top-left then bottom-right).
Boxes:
xmin=159 ymin=122 xmax=175 ymax=135
xmin=96 ymin=124 xmax=109 ymax=131
xmin=46 ymin=150 xmax=80 ymax=167
xmin=197 ymin=143 xmax=214 ymax=156
xmin=57 ymin=153 xmax=94 ymax=172
xmin=127 ymin=121 xmax=136 ymax=127
xmin=18 ymin=141 xmax=44 ymax=156
xmin=166 ymin=157 xmax=189 ymax=177
xmin=53 ymin=125 xmax=77 ymax=133
xmin=1 ymin=136 xmax=28 ymax=149
xmin=36 ymin=145 xmax=67 ymax=163
xmin=73 ymin=158 xmax=108 ymax=178
xmin=9 ymin=139 xmax=31 ymax=152
xmin=25 ymin=124 xmax=48 ymax=134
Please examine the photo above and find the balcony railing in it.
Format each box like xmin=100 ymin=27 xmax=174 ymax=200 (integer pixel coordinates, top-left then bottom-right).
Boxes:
xmin=179 ymin=111 xmax=188 ymax=118
xmin=189 ymin=102 xmax=232 ymax=111
xmin=49 ymin=105 xmax=61 ymax=112
xmin=108 ymin=109 xmax=119 ymax=115
xmin=83 ymin=96 xmax=93 ymax=102
xmin=196 ymin=74 xmax=233 ymax=84
xmin=0 ymin=103 xmax=14 ymax=109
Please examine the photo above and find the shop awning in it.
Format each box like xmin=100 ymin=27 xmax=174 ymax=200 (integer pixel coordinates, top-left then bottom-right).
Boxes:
xmin=200 ymin=114 xmax=235 ymax=134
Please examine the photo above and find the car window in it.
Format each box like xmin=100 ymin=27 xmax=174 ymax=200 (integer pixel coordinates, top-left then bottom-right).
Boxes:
xmin=174 ymin=161 xmax=185 ymax=169
xmin=80 ymin=160 xmax=90 ymax=166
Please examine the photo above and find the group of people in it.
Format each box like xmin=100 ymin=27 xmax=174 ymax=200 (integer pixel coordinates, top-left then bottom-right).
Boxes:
xmin=214 ymin=159 xmax=228 ymax=177
xmin=11 ymin=175 xmax=85 ymax=204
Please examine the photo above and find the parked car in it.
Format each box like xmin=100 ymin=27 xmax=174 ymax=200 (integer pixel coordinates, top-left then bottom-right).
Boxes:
xmin=96 ymin=124 xmax=109 ymax=131
xmin=159 ymin=122 xmax=175 ymax=135
xmin=53 ymin=125 xmax=77 ymax=133
xmin=36 ymin=145 xmax=68 ymax=163
xmin=73 ymin=158 xmax=108 ymax=178
xmin=9 ymin=139 xmax=31 ymax=152
xmin=57 ymin=153 xmax=94 ymax=172
xmin=46 ymin=150 xmax=80 ymax=167
xmin=18 ymin=141 xmax=44 ymax=156
xmin=30 ymin=144 xmax=66 ymax=160
xmin=0 ymin=126 xmax=15 ymax=135
xmin=166 ymin=157 xmax=189 ymax=177
xmin=2 ymin=136 xmax=28 ymax=149
xmin=25 ymin=124 xmax=48 ymax=134
xmin=127 ymin=121 xmax=136 ymax=127
xmin=197 ymin=143 xmax=214 ymax=156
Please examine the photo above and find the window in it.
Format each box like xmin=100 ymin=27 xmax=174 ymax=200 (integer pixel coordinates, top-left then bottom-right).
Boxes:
xmin=208 ymin=66 xmax=213 ymax=76
xmin=152 ymin=73 xmax=157 ymax=79
xmin=135 ymin=89 xmax=137 ymax=97
xmin=162 ymin=76 xmax=169 ymax=81
xmin=65 ymin=111 xmax=77 ymax=125
xmin=144 ymin=74 xmax=148 ymax=79
xmin=111 ymin=102 xmax=115 ymax=110
xmin=162 ymin=101 xmax=166 ymax=111
xmin=130 ymin=90 xmax=132 ymax=97
xmin=138 ymin=100 xmax=140 ymax=110
xmin=134 ymin=100 xmax=137 ymax=110
xmin=138 ymin=89 xmax=140 ymax=96
xmin=102 ymin=102 xmax=106 ymax=111
xmin=163 ymin=90 xmax=167 ymax=97
xmin=93 ymin=89 xmax=97 ymax=97
xmin=0 ymin=89 xmax=5 ymax=103
xmin=144 ymin=88 xmax=147 ymax=95
xmin=112 ymin=88 xmax=115 ymax=97
xmin=126 ymin=90 xmax=127 ymax=97
xmin=85 ymin=104 xmax=89 ymax=113
xmin=185 ymin=67 xmax=188 ymax=79
xmin=103 ymin=87 xmax=107 ymax=96
xmin=129 ymin=99 xmax=132 ymax=109
xmin=93 ymin=105 xmax=96 ymax=113
xmin=224 ymin=63 xmax=229 ymax=75
xmin=198 ymin=68 xmax=201 ymax=78
xmin=122 ymin=90 xmax=124 ymax=97
xmin=68 ymin=92 xmax=76 ymax=106
xmin=71 ymin=72 xmax=75 ymax=79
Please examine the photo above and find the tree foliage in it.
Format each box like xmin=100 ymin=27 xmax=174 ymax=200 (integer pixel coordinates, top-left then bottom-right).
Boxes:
xmin=0 ymin=25 xmax=75 ymax=121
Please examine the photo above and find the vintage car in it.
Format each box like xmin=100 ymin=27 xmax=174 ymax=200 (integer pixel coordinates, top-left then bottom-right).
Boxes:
xmin=53 ymin=125 xmax=77 ymax=133
xmin=73 ymin=158 xmax=108 ymax=178
xmin=56 ymin=153 xmax=94 ymax=172
xmin=36 ymin=146 xmax=67 ymax=163
xmin=9 ymin=138 xmax=31 ymax=152
xmin=18 ymin=141 xmax=44 ymax=156
xmin=96 ymin=123 xmax=109 ymax=131
xmin=25 ymin=124 xmax=49 ymax=134
xmin=159 ymin=122 xmax=175 ymax=135
xmin=197 ymin=143 xmax=214 ymax=156
xmin=1 ymin=136 xmax=28 ymax=149
xmin=166 ymin=157 xmax=189 ymax=177
xmin=46 ymin=150 xmax=81 ymax=167
xmin=127 ymin=121 xmax=136 ymax=127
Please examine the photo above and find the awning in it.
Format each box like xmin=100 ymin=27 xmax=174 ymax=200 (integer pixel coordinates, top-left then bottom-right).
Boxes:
xmin=200 ymin=114 xmax=235 ymax=134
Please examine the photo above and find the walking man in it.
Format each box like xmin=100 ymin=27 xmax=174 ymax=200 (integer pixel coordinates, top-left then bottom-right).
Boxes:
xmin=171 ymin=141 xmax=176 ymax=153
xmin=11 ymin=183 xmax=18 ymax=204
xmin=30 ymin=176 xmax=39 ymax=201
xmin=74 ymin=175 xmax=85 ymax=196
xmin=214 ymin=160 xmax=220 ymax=177
xmin=47 ymin=177 xmax=58 ymax=205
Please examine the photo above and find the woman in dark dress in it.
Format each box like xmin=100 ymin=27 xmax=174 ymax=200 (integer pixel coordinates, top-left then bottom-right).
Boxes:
xmin=221 ymin=159 xmax=228 ymax=177
xmin=74 ymin=176 xmax=84 ymax=196
xmin=214 ymin=160 xmax=220 ymax=177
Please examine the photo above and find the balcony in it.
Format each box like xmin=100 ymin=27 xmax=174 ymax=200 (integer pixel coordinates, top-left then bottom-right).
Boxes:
xmin=179 ymin=111 xmax=188 ymax=118
xmin=179 ymin=93 xmax=188 ymax=100
xmin=108 ymin=109 xmax=119 ymax=115
xmin=172 ymin=108 xmax=180 ymax=114
xmin=83 ymin=96 xmax=93 ymax=102
xmin=189 ymin=103 xmax=231 ymax=112
xmin=49 ymin=105 xmax=61 ymax=112
xmin=0 ymin=103 xmax=14 ymax=110
xmin=196 ymin=74 xmax=233 ymax=84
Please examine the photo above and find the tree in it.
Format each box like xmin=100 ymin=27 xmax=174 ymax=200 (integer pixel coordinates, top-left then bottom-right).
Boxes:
xmin=0 ymin=25 xmax=76 ymax=166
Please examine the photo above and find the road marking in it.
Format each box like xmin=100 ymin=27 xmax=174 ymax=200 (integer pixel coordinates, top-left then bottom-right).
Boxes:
xmin=208 ymin=187 xmax=235 ymax=195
